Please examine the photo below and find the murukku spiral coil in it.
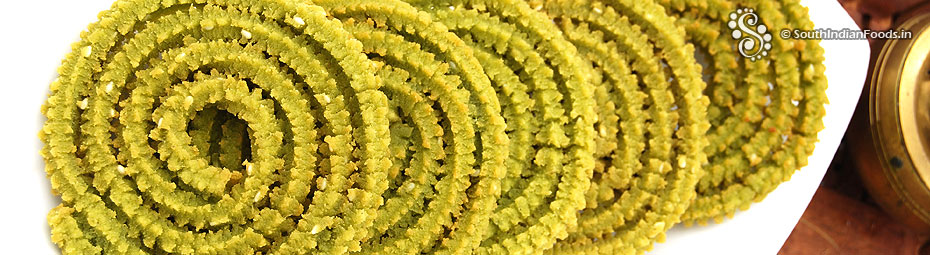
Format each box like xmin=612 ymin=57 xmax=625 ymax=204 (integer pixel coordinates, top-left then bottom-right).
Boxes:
xmin=307 ymin=0 xmax=510 ymax=253
xmin=656 ymin=0 xmax=828 ymax=224
xmin=529 ymin=0 xmax=710 ymax=254
xmin=41 ymin=0 xmax=828 ymax=254
xmin=402 ymin=0 xmax=597 ymax=254
xmin=41 ymin=0 xmax=395 ymax=253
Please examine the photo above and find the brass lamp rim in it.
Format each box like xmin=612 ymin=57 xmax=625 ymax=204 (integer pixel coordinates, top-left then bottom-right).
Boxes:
xmin=869 ymin=11 xmax=930 ymax=229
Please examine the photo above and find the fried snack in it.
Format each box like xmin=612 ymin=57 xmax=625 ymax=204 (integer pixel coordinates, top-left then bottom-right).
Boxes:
xmin=402 ymin=0 xmax=597 ymax=253
xmin=527 ymin=0 xmax=710 ymax=254
xmin=309 ymin=0 xmax=510 ymax=253
xmin=656 ymin=0 xmax=828 ymax=224
xmin=41 ymin=0 xmax=394 ymax=254
xmin=41 ymin=0 xmax=828 ymax=254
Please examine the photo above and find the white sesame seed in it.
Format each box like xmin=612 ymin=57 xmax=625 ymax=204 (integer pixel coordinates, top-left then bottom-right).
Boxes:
xmin=348 ymin=191 xmax=358 ymax=202
xmin=241 ymin=29 xmax=252 ymax=39
xmin=184 ymin=96 xmax=194 ymax=107
xmin=254 ymin=191 xmax=261 ymax=202
xmin=658 ymin=164 xmax=665 ymax=172
xmin=448 ymin=5 xmax=455 ymax=11
xmin=749 ymin=153 xmax=761 ymax=165
xmin=176 ymin=52 xmax=186 ymax=60
xmin=322 ymin=94 xmax=331 ymax=103
xmin=82 ymin=46 xmax=92 ymax=57
xmin=293 ymin=16 xmax=305 ymax=26
xmin=654 ymin=222 xmax=666 ymax=230
xmin=117 ymin=165 xmax=126 ymax=174
xmin=203 ymin=24 xmax=214 ymax=31
xmin=110 ymin=109 xmax=117 ymax=118
xmin=593 ymin=7 xmax=603 ymax=14
xmin=246 ymin=163 xmax=253 ymax=175
xmin=678 ymin=158 xmax=687 ymax=168
xmin=77 ymin=98 xmax=89 ymax=110
xmin=157 ymin=118 xmax=163 ymax=128
xmin=318 ymin=178 xmax=327 ymax=190
xmin=310 ymin=225 xmax=323 ymax=234
xmin=599 ymin=126 xmax=607 ymax=137
xmin=105 ymin=82 xmax=113 ymax=93
xmin=405 ymin=183 xmax=415 ymax=191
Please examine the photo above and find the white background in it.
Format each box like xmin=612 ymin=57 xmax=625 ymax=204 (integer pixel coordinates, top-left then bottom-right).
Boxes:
xmin=0 ymin=0 xmax=868 ymax=254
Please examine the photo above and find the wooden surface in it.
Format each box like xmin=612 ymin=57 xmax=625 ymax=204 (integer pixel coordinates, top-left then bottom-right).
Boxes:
xmin=839 ymin=0 xmax=930 ymax=33
xmin=779 ymin=188 xmax=928 ymax=255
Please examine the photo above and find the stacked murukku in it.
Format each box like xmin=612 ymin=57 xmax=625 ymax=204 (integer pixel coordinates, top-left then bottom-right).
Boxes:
xmin=41 ymin=0 xmax=827 ymax=254
xmin=656 ymin=0 xmax=828 ymax=224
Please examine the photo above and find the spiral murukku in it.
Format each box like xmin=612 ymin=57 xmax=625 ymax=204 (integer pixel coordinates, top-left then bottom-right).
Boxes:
xmin=307 ymin=0 xmax=510 ymax=254
xmin=41 ymin=0 xmax=396 ymax=253
xmin=656 ymin=0 xmax=827 ymax=224
xmin=521 ymin=0 xmax=710 ymax=254
xmin=42 ymin=0 xmax=829 ymax=254
xmin=398 ymin=0 xmax=597 ymax=254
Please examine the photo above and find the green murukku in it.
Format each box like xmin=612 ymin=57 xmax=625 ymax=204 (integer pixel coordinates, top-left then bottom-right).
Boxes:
xmin=657 ymin=0 xmax=828 ymax=224
xmin=309 ymin=0 xmax=509 ymax=253
xmin=529 ymin=0 xmax=710 ymax=254
xmin=400 ymin=0 xmax=597 ymax=254
xmin=41 ymin=0 xmax=829 ymax=254
xmin=41 ymin=0 xmax=394 ymax=254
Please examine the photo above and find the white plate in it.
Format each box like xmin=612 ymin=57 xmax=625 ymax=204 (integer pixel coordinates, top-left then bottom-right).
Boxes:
xmin=0 ymin=0 xmax=868 ymax=254
xmin=650 ymin=0 xmax=870 ymax=254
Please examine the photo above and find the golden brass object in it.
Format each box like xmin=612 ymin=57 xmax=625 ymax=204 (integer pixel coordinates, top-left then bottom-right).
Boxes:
xmin=860 ymin=12 xmax=930 ymax=232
